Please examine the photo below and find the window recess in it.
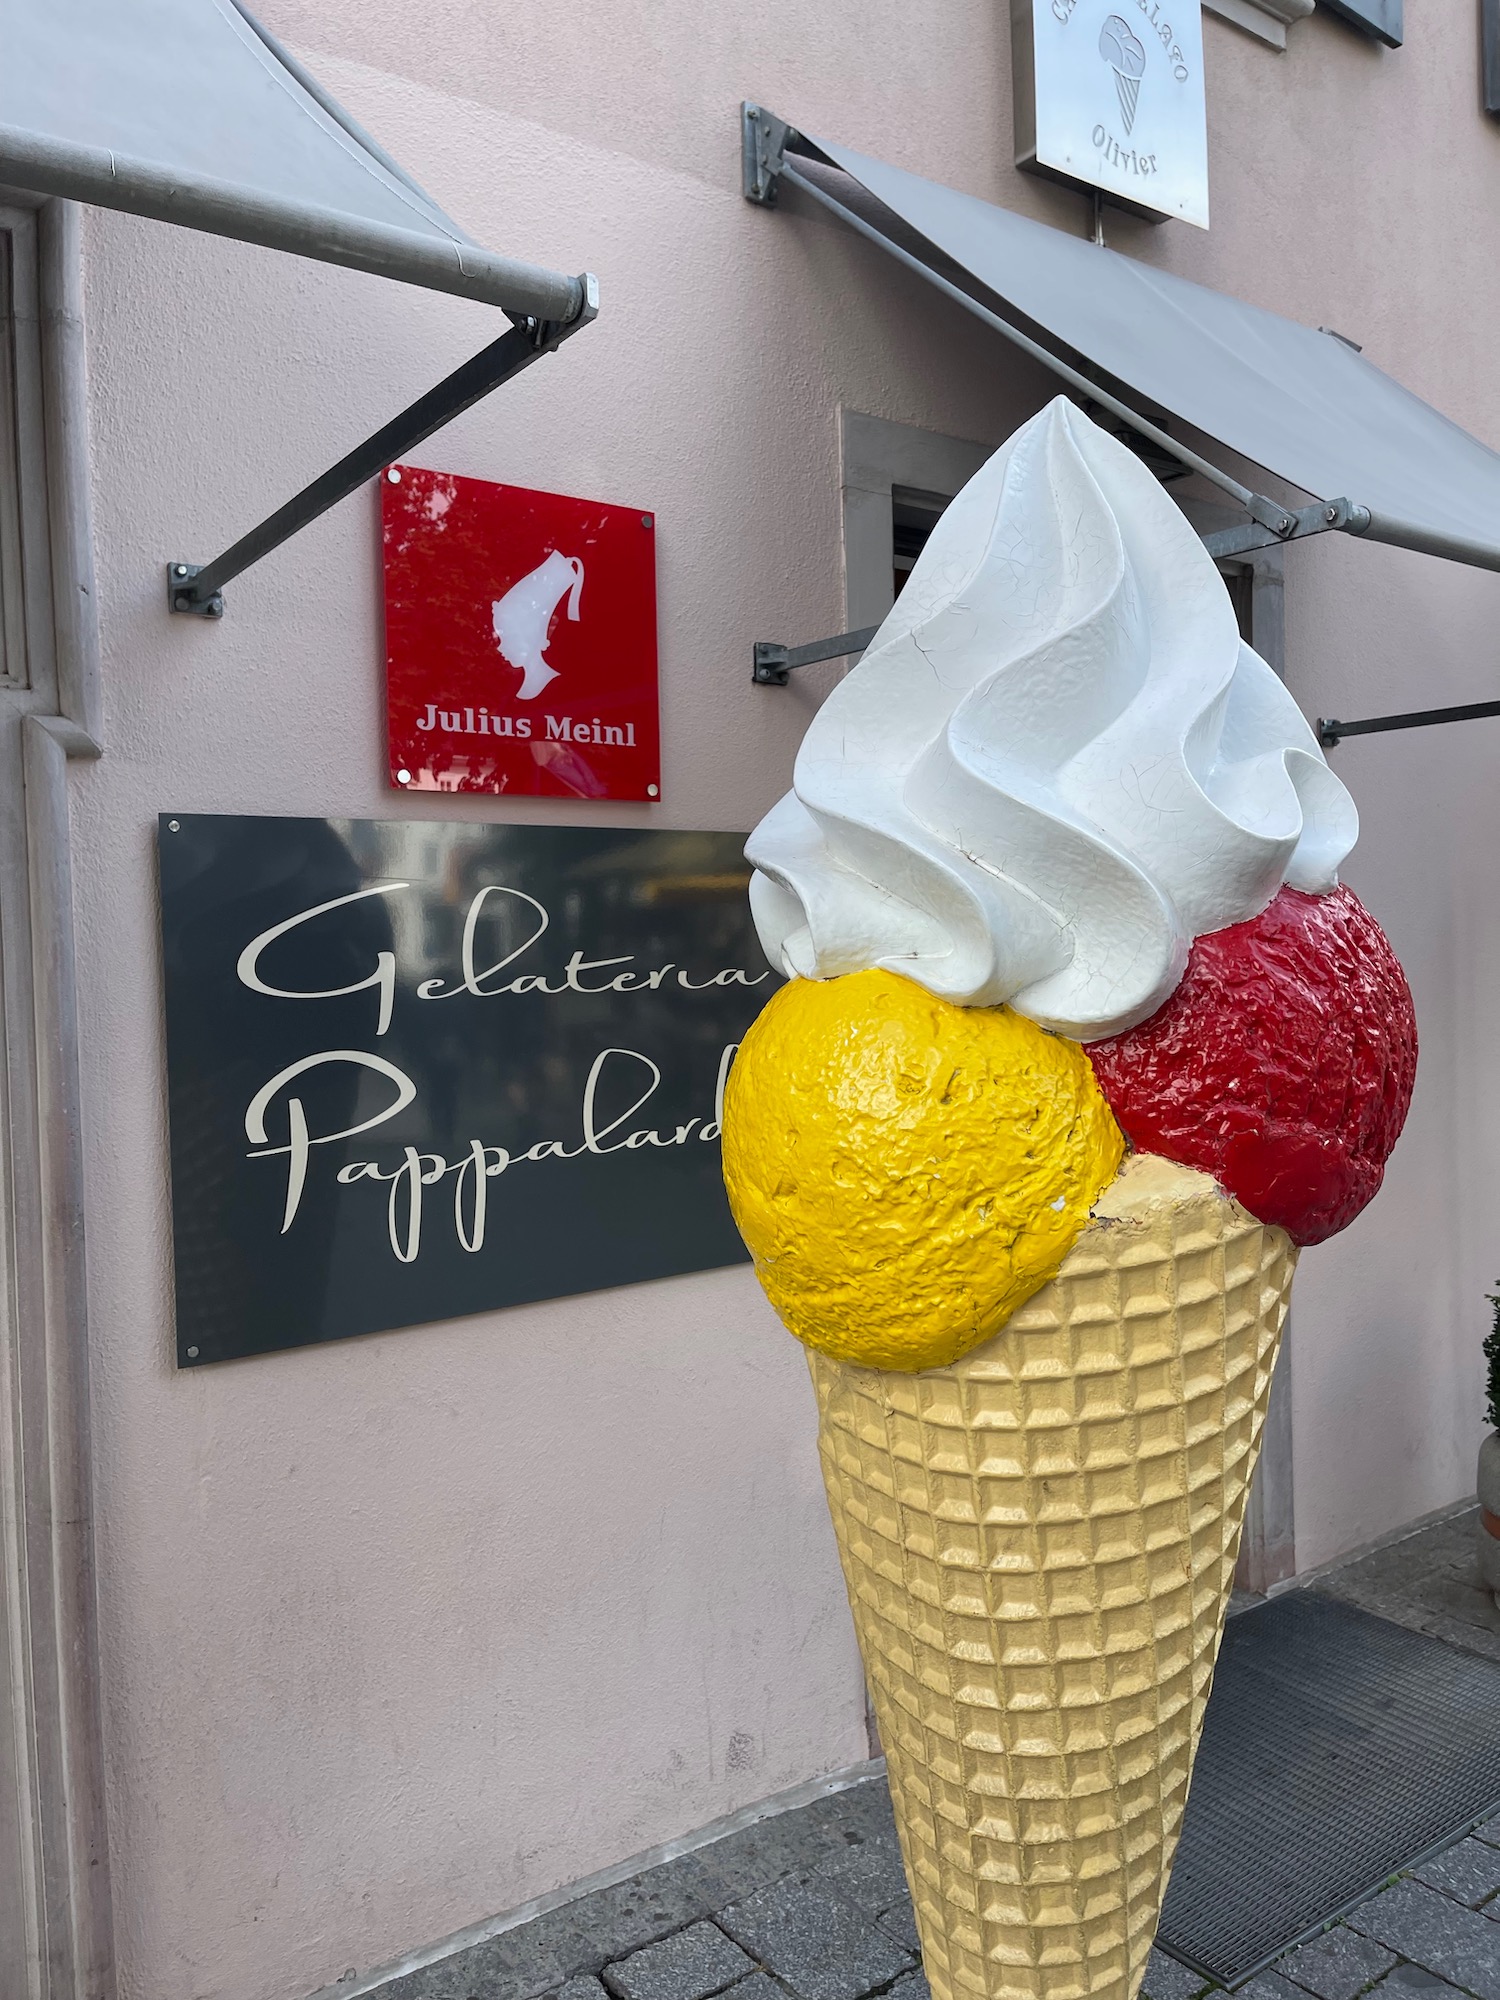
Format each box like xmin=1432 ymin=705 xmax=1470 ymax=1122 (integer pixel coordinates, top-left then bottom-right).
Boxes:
xmin=1316 ymin=0 xmax=1402 ymax=48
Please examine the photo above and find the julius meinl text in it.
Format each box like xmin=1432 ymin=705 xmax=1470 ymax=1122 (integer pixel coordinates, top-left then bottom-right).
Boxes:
xmin=415 ymin=703 xmax=637 ymax=747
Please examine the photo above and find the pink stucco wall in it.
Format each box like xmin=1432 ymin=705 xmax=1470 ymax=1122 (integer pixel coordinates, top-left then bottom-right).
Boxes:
xmin=66 ymin=5 xmax=1500 ymax=1997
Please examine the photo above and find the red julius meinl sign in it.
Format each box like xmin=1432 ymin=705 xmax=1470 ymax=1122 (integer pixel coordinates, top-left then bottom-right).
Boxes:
xmin=382 ymin=465 xmax=661 ymax=800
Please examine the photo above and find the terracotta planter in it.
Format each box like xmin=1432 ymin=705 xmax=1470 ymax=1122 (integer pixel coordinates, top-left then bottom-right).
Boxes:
xmin=1477 ymin=1432 xmax=1500 ymax=1601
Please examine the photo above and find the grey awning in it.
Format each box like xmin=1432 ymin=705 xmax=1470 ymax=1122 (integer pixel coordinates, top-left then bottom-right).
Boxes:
xmin=0 ymin=0 xmax=583 ymax=323
xmin=0 ymin=0 xmax=596 ymax=617
xmin=745 ymin=109 xmax=1500 ymax=576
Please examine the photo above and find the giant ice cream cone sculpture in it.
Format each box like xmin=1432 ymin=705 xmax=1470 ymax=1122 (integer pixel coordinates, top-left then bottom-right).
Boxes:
xmin=724 ymin=400 xmax=1417 ymax=2000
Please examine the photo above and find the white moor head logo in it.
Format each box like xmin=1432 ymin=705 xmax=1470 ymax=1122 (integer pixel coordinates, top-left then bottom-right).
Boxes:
xmin=492 ymin=551 xmax=585 ymax=701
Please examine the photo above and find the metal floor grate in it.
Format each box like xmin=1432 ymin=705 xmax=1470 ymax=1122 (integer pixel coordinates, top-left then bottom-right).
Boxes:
xmin=1157 ymin=1590 xmax=1500 ymax=1985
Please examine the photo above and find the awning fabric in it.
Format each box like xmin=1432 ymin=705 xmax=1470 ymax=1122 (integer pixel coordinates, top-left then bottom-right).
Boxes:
xmin=788 ymin=130 xmax=1500 ymax=573
xmin=0 ymin=0 xmax=583 ymax=323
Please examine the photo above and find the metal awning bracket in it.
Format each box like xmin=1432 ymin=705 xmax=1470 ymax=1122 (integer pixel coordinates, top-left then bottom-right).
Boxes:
xmin=1319 ymin=696 xmax=1500 ymax=748
xmin=168 ymin=277 xmax=599 ymax=617
xmin=1202 ymin=497 xmax=1368 ymax=562
xmin=739 ymin=107 xmax=1478 ymax=700
xmin=751 ymin=502 xmax=1370 ymax=687
xmin=742 ymin=103 xmax=796 ymax=206
xmin=755 ymin=141 xmax=1342 ymax=547
xmin=753 ymin=625 xmax=879 ymax=686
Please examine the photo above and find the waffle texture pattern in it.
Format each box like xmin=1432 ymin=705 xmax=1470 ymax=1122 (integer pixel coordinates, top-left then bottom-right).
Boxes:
xmin=807 ymin=1155 xmax=1297 ymax=2000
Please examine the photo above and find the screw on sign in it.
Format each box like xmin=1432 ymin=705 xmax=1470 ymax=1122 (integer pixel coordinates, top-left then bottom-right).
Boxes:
xmin=381 ymin=465 xmax=661 ymax=801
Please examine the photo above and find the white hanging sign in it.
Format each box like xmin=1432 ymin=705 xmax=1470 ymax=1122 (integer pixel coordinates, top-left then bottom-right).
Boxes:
xmin=1012 ymin=0 xmax=1210 ymax=229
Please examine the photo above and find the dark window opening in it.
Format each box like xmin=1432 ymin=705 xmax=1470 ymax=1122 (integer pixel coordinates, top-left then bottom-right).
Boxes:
xmin=892 ymin=487 xmax=947 ymax=600
xmin=1221 ymin=562 xmax=1255 ymax=644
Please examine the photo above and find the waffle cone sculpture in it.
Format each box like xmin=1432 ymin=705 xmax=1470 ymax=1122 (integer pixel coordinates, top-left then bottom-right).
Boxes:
xmin=807 ymin=1155 xmax=1296 ymax=2000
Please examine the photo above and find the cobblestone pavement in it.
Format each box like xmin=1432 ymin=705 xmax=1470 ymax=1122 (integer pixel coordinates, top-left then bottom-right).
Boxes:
xmin=378 ymin=1770 xmax=1500 ymax=2000
xmin=1312 ymin=1506 xmax=1500 ymax=1668
xmin=376 ymin=1511 xmax=1500 ymax=2000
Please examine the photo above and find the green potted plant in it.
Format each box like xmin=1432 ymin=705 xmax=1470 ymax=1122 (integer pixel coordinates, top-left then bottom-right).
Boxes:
xmin=1478 ymin=1286 xmax=1500 ymax=1603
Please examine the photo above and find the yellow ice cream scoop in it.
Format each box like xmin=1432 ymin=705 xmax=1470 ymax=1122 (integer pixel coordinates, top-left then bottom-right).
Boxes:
xmin=722 ymin=967 xmax=1124 ymax=1370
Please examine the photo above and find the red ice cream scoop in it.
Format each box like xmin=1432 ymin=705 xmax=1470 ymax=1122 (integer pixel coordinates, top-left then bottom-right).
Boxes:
xmin=1087 ymin=884 xmax=1416 ymax=1246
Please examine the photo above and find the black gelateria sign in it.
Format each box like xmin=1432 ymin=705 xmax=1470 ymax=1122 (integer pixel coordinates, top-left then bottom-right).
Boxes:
xmin=158 ymin=816 xmax=778 ymax=1366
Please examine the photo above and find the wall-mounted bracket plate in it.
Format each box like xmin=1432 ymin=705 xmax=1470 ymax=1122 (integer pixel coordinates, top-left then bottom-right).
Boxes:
xmin=166 ymin=563 xmax=223 ymax=618
xmin=742 ymin=103 xmax=796 ymax=205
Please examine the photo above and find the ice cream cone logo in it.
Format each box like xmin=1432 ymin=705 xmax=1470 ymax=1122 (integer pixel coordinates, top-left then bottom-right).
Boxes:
xmin=1100 ymin=13 xmax=1147 ymax=135
xmin=491 ymin=550 xmax=585 ymax=701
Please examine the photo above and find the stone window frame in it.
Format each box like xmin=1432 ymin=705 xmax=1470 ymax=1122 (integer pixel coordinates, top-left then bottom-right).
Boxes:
xmin=0 ymin=207 xmax=52 ymax=690
xmin=1205 ymin=0 xmax=1405 ymax=51
xmin=0 ymin=193 xmax=113 ymax=2000
xmin=1203 ymin=0 xmax=1315 ymax=51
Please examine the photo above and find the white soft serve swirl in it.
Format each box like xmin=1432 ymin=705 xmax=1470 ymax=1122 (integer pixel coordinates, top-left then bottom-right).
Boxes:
xmin=747 ymin=397 xmax=1357 ymax=1040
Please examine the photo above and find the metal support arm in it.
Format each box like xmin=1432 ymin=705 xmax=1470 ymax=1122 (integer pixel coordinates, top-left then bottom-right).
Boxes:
xmin=1318 ymin=697 xmax=1500 ymax=747
xmin=743 ymin=106 xmax=1304 ymax=541
xmin=169 ymin=276 xmax=598 ymax=616
xmin=753 ymin=626 xmax=880 ymax=685
xmin=1203 ymin=497 xmax=1366 ymax=561
xmin=741 ymin=107 xmax=1436 ymax=595
xmin=752 ymin=503 xmax=1358 ymax=686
